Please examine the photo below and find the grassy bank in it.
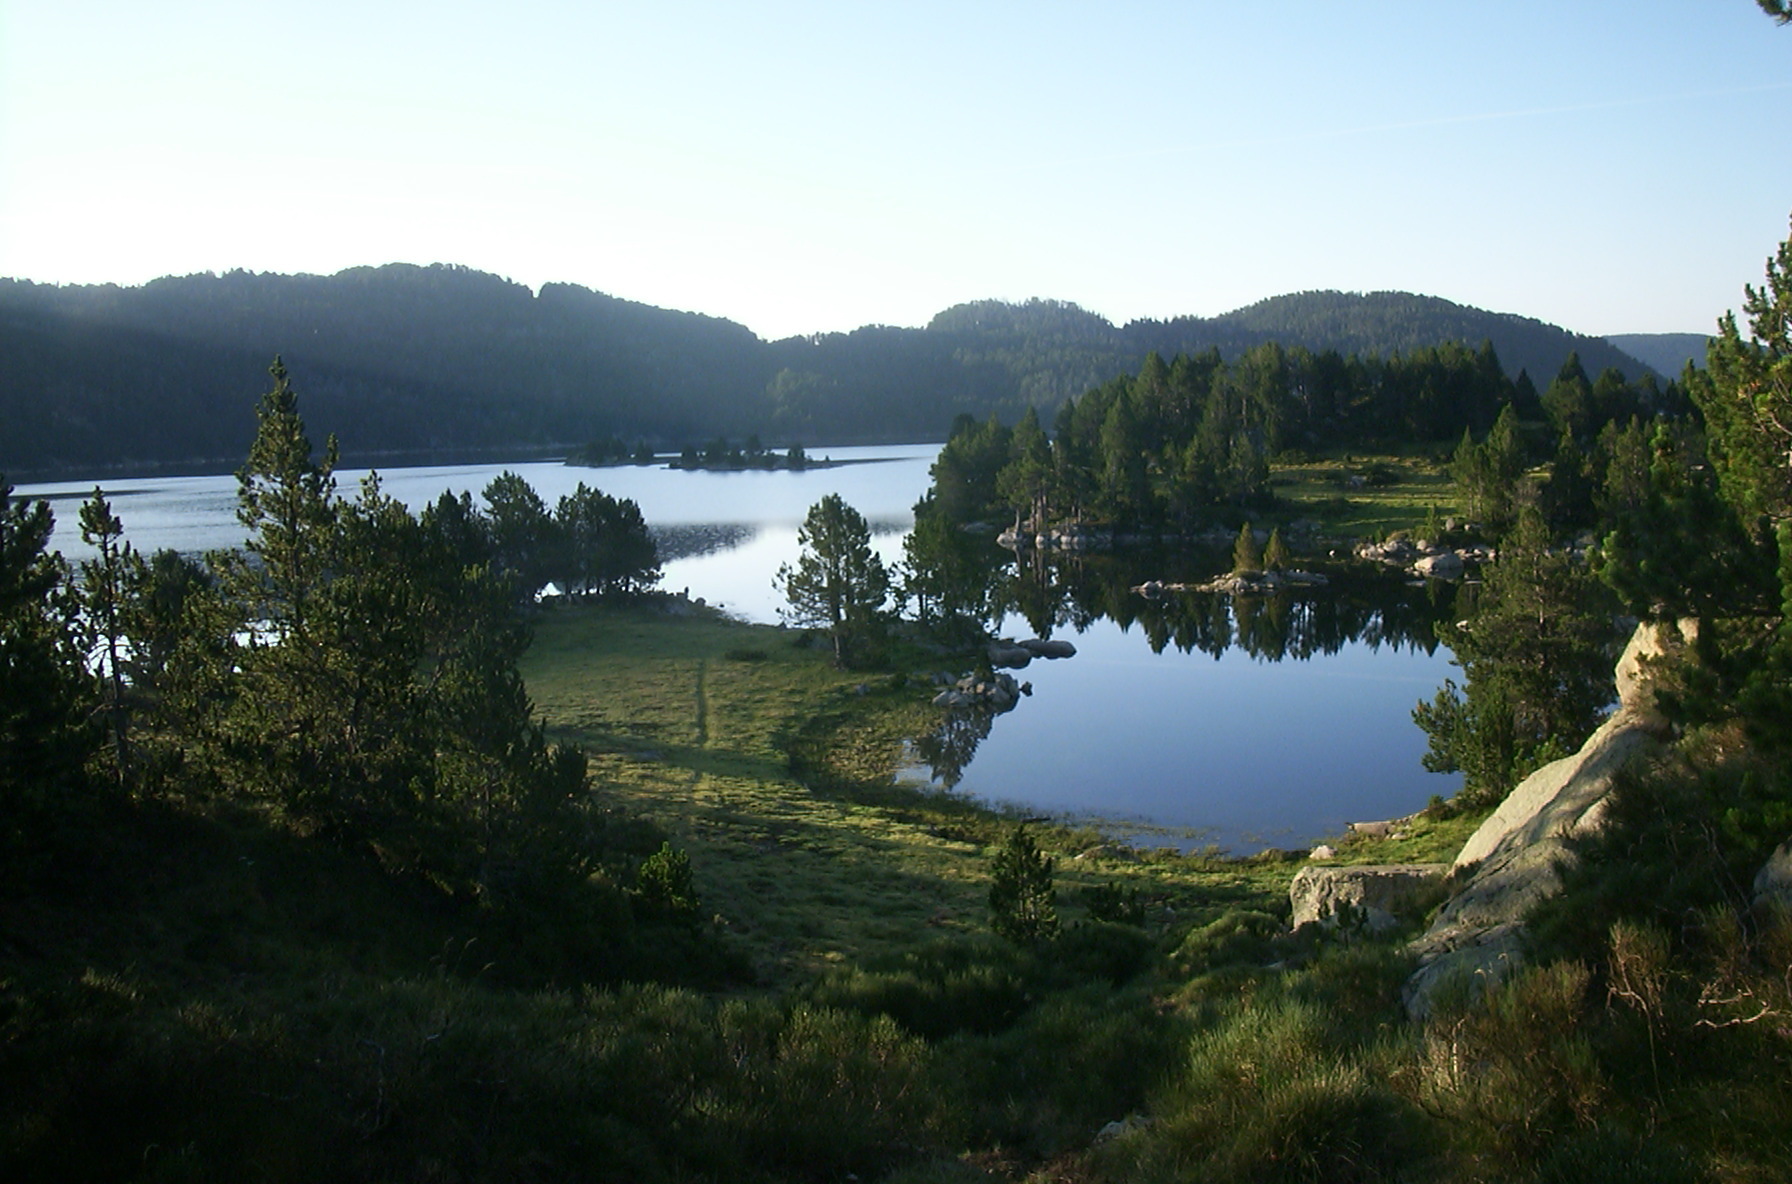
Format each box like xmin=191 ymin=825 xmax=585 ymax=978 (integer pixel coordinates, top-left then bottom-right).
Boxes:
xmin=520 ymin=603 xmax=1380 ymax=986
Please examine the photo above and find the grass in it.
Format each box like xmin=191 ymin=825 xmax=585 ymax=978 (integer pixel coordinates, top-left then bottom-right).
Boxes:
xmin=520 ymin=601 xmax=1472 ymax=989
xmin=1272 ymin=452 xmax=1459 ymax=541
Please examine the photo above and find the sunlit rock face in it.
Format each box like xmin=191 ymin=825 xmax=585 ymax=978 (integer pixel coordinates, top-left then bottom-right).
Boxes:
xmin=1401 ymin=619 xmax=1693 ymax=1018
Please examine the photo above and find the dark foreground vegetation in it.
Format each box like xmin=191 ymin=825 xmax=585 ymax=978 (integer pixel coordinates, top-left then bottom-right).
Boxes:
xmin=6 ymin=190 xmax=1792 ymax=1183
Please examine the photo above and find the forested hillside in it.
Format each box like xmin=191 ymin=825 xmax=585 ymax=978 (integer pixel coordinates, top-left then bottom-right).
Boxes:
xmin=1604 ymin=331 xmax=1711 ymax=376
xmin=0 ymin=266 xmax=1662 ymax=478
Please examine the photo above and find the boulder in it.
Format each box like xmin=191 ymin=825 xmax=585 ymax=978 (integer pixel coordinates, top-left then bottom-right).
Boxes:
xmin=1753 ymin=839 xmax=1792 ymax=913
xmin=987 ymin=643 xmax=1033 ymax=669
xmin=1412 ymin=551 xmax=1465 ymax=579
xmin=1402 ymin=619 xmax=1692 ymax=1018
xmin=1290 ymin=863 xmax=1447 ymax=934
xmin=1018 ymin=638 xmax=1077 ymax=659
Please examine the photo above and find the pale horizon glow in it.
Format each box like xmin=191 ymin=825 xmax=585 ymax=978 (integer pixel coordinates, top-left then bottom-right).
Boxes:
xmin=2 ymin=2 xmax=1788 ymax=342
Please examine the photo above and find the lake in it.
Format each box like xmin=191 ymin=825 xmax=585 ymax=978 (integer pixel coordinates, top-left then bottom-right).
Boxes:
xmin=15 ymin=446 xmax=1459 ymax=851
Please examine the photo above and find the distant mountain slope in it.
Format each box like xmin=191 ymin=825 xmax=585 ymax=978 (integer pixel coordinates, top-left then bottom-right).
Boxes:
xmin=0 ymin=265 xmax=773 ymax=477
xmin=1605 ymin=332 xmax=1709 ymax=376
xmin=1153 ymin=291 xmax=1655 ymax=385
xmin=0 ymin=268 xmax=1665 ymax=479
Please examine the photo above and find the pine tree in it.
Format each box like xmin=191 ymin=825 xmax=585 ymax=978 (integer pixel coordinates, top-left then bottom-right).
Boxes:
xmin=1263 ymin=526 xmax=1291 ymax=572
xmin=78 ymin=488 xmax=145 ymax=790
xmin=988 ymin=824 xmax=1058 ymax=944
xmin=777 ymin=494 xmax=891 ymax=668
xmin=1233 ymin=522 xmax=1262 ymax=574
xmin=1416 ymin=507 xmax=1617 ymax=804
xmin=0 ymin=479 xmax=95 ymax=856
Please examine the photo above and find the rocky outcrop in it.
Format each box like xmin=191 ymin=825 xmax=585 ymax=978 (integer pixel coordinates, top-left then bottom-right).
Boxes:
xmin=1290 ymin=863 xmax=1448 ymax=935
xmin=1402 ymin=619 xmax=1695 ymax=1018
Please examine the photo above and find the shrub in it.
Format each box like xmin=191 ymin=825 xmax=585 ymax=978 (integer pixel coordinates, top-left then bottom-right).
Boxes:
xmin=1419 ymin=960 xmax=1606 ymax=1164
xmin=989 ymin=824 xmax=1059 ymax=945
xmin=807 ymin=935 xmax=1033 ymax=1039
xmin=1054 ymin=920 xmax=1155 ymax=985
xmin=635 ymin=841 xmax=699 ymax=919
xmin=1080 ymin=880 xmax=1147 ymax=925
xmin=1102 ymin=997 xmax=1420 ymax=1183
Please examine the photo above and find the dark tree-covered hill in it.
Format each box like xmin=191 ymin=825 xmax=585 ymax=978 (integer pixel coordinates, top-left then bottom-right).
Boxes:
xmin=0 ymin=266 xmax=1664 ymax=479
xmin=1604 ymin=332 xmax=1710 ymax=376
xmin=1128 ymin=291 xmax=1655 ymax=388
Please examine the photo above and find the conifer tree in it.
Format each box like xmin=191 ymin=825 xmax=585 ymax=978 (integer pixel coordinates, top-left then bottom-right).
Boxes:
xmin=1263 ymin=526 xmax=1291 ymax=572
xmin=777 ymin=494 xmax=890 ymax=667
xmin=1233 ymin=522 xmax=1262 ymax=574
xmin=0 ymin=479 xmax=94 ymax=847
xmin=78 ymin=488 xmax=144 ymax=789
xmin=989 ymin=824 xmax=1058 ymax=944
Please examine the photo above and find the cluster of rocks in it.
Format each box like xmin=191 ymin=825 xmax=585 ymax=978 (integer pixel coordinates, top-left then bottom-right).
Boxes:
xmin=1354 ymin=536 xmax=1495 ymax=580
xmin=929 ymin=670 xmax=1030 ymax=712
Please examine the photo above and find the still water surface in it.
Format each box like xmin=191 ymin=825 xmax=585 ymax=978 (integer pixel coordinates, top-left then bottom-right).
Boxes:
xmin=18 ymin=446 xmax=1458 ymax=851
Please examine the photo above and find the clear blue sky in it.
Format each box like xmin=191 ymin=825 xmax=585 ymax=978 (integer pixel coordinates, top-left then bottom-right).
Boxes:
xmin=2 ymin=2 xmax=1787 ymax=341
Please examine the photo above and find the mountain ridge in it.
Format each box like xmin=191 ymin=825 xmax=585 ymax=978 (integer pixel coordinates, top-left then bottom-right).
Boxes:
xmin=0 ymin=264 xmax=1676 ymax=479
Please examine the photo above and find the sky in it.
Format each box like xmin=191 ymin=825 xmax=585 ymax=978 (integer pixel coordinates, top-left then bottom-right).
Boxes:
xmin=2 ymin=2 xmax=1789 ymax=342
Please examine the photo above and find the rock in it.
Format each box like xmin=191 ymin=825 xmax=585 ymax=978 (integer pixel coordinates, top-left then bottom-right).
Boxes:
xmin=1019 ymin=638 xmax=1077 ymax=659
xmin=1309 ymin=844 xmax=1337 ymax=861
xmin=1348 ymin=820 xmax=1394 ymax=839
xmin=987 ymin=643 xmax=1033 ymax=669
xmin=1403 ymin=620 xmax=1683 ymax=1017
xmin=1094 ymin=1113 xmax=1151 ymax=1142
xmin=1290 ymin=863 xmax=1448 ymax=934
xmin=1753 ymin=839 xmax=1792 ymax=913
xmin=1612 ymin=617 xmax=1696 ymax=727
xmin=1412 ymin=551 xmax=1465 ymax=579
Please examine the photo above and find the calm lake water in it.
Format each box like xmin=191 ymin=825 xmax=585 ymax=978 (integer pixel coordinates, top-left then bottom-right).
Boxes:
xmin=17 ymin=446 xmax=1459 ymax=851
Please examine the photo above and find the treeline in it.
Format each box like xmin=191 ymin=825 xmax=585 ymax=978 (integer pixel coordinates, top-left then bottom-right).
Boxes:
xmin=925 ymin=341 xmax=1678 ymax=534
xmin=0 ymin=265 xmax=1661 ymax=477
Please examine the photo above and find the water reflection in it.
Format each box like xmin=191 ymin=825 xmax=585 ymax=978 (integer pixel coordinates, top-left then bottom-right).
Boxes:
xmin=651 ymin=522 xmax=757 ymax=562
xmin=901 ymin=539 xmax=1462 ymax=848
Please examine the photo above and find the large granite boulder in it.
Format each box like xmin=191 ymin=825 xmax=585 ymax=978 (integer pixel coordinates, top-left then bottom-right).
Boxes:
xmin=1403 ymin=619 xmax=1693 ymax=1018
xmin=1289 ymin=863 xmax=1448 ymax=935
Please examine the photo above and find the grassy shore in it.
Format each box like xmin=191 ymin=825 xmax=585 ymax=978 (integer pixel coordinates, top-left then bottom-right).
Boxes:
xmin=520 ymin=601 xmax=1475 ymax=988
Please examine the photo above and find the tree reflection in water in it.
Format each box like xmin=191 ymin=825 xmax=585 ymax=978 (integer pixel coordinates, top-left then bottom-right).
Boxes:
xmin=902 ymin=533 xmax=1461 ymax=789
